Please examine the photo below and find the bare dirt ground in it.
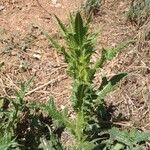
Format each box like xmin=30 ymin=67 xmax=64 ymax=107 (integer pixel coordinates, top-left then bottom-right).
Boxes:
xmin=0 ymin=0 xmax=150 ymax=133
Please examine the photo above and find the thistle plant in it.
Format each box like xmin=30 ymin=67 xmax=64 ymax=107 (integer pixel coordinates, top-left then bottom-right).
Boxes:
xmin=46 ymin=12 xmax=129 ymax=149
xmin=0 ymin=11 xmax=149 ymax=150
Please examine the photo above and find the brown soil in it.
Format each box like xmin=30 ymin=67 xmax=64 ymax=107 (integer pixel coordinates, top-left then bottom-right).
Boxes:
xmin=0 ymin=0 xmax=150 ymax=137
xmin=0 ymin=0 xmax=82 ymax=107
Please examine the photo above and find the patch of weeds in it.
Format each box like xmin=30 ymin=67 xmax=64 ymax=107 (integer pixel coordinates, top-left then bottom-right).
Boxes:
xmin=82 ymin=0 xmax=104 ymax=16
xmin=0 ymin=78 xmax=64 ymax=150
xmin=127 ymin=0 xmax=150 ymax=27
xmin=46 ymin=11 xmax=150 ymax=149
xmin=127 ymin=0 xmax=150 ymax=52
xmin=0 ymin=26 xmax=39 ymax=54
xmin=18 ymin=32 xmax=37 ymax=51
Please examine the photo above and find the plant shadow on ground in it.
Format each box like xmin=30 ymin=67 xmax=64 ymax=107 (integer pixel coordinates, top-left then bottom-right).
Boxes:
xmin=1 ymin=98 xmax=66 ymax=150
xmin=0 ymin=84 xmax=130 ymax=150
xmin=0 ymin=80 xmax=65 ymax=150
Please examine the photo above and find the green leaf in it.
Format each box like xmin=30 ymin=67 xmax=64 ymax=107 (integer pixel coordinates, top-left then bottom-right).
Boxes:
xmin=54 ymin=15 xmax=68 ymax=36
xmin=134 ymin=130 xmax=150 ymax=143
xmin=40 ymin=98 xmax=74 ymax=131
xmin=75 ymin=111 xmax=85 ymax=141
xmin=45 ymin=98 xmax=63 ymax=124
xmin=109 ymin=72 xmax=127 ymax=86
xmin=0 ymin=98 xmax=4 ymax=108
xmin=107 ymin=128 xmax=150 ymax=150
xmin=74 ymin=140 xmax=97 ymax=150
xmin=98 ymin=77 xmax=108 ymax=91
xmin=97 ymin=73 xmax=127 ymax=102
xmin=15 ymin=77 xmax=33 ymax=104
xmin=94 ymin=48 xmax=107 ymax=70
xmin=0 ymin=132 xmax=18 ymax=150
xmin=108 ymin=127 xmax=133 ymax=148
xmin=74 ymin=12 xmax=86 ymax=46
xmin=61 ymin=47 xmax=70 ymax=63
xmin=111 ymin=143 xmax=125 ymax=150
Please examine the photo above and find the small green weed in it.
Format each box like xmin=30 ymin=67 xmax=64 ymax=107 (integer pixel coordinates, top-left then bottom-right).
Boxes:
xmin=0 ymin=79 xmax=63 ymax=149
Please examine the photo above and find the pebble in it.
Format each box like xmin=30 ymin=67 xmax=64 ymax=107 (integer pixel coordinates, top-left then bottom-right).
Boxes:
xmin=51 ymin=0 xmax=58 ymax=5
xmin=33 ymin=53 xmax=41 ymax=60
xmin=55 ymin=3 xmax=62 ymax=8
xmin=51 ymin=0 xmax=62 ymax=8
xmin=0 ymin=5 xmax=5 ymax=11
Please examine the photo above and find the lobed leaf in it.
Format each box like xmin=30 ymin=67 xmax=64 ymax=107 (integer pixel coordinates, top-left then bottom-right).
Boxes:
xmin=74 ymin=12 xmax=87 ymax=46
xmin=97 ymin=73 xmax=127 ymax=103
xmin=134 ymin=130 xmax=150 ymax=143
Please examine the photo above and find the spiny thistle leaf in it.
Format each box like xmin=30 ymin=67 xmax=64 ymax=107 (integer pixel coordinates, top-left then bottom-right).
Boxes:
xmin=109 ymin=72 xmax=127 ymax=86
xmin=97 ymin=73 xmax=127 ymax=102
xmin=74 ymin=12 xmax=86 ymax=46
xmin=40 ymin=98 xmax=75 ymax=132
xmin=94 ymin=48 xmax=107 ymax=70
xmin=15 ymin=77 xmax=33 ymax=105
xmin=134 ymin=130 xmax=150 ymax=143
xmin=42 ymin=98 xmax=64 ymax=126
xmin=107 ymin=128 xmax=150 ymax=150
xmin=108 ymin=127 xmax=133 ymax=148
xmin=98 ymin=77 xmax=108 ymax=91
xmin=54 ymin=15 xmax=68 ymax=37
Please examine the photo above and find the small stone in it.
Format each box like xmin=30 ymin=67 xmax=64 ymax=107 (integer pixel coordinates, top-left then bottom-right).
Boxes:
xmin=51 ymin=0 xmax=57 ymax=5
xmin=0 ymin=5 xmax=5 ymax=11
xmin=60 ymin=105 xmax=65 ymax=110
xmin=33 ymin=53 xmax=41 ymax=60
xmin=11 ymin=51 xmax=18 ymax=56
xmin=55 ymin=3 xmax=62 ymax=8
